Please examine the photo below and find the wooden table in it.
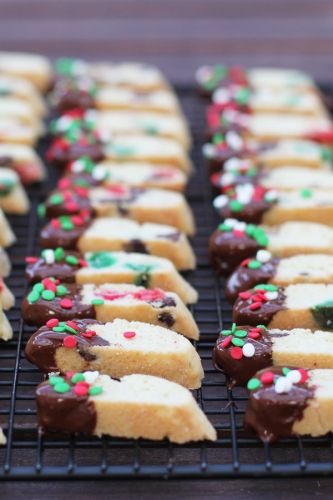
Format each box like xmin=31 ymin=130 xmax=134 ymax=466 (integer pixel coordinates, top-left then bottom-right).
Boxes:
xmin=1 ymin=0 xmax=333 ymax=497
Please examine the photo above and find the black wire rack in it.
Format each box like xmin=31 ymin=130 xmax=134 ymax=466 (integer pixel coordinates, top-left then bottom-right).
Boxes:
xmin=1 ymin=85 xmax=333 ymax=481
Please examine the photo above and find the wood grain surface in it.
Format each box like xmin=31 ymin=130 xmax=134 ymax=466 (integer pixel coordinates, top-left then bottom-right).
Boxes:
xmin=1 ymin=0 xmax=333 ymax=496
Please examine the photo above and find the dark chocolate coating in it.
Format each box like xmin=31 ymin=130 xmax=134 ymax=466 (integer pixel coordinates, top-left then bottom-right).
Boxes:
xmin=56 ymin=90 xmax=96 ymax=113
xmin=44 ymin=190 xmax=92 ymax=218
xmin=25 ymin=251 xmax=82 ymax=284
xmin=25 ymin=319 xmax=106 ymax=372
xmin=225 ymin=258 xmax=279 ymax=302
xmin=212 ymin=326 xmax=288 ymax=386
xmin=21 ymin=283 xmax=96 ymax=326
xmin=210 ymin=172 xmax=262 ymax=196
xmin=216 ymin=200 xmax=272 ymax=224
xmin=232 ymin=288 xmax=286 ymax=326
xmin=123 ymin=239 xmax=149 ymax=254
xmin=40 ymin=219 xmax=91 ymax=250
xmin=36 ymin=380 xmax=97 ymax=434
xmin=47 ymin=141 xmax=105 ymax=169
xmin=209 ymin=229 xmax=263 ymax=276
xmin=244 ymin=366 xmax=314 ymax=442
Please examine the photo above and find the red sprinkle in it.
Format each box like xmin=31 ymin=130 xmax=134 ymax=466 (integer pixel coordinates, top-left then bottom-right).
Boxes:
xmin=46 ymin=318 xmax=59 ymax=328
xmin=230 ymin=346 xmax=243 ymax=360
xmin=239 ymin=291 xmax=251 ymax=300
xmin=58 ymin=178 xmax=72 ymax=190
xmin=25 ymin=256 xmax=38 ymax=264
xmin=298 ymin=368 xmax=309 ymax=384
xmin=65 ymin=371 xmax=76 ymax=381
xmin=233 ymin=230 xmax=245 ymax=238
xmin=66 ymin=320 xmax=79 ymax=331
xmin=249 ymin=301 xmax=262 ymax=310
xmin=78 ymin=258 xmax=88 ymax=267
xmin=123 ymin=331 xmax=136 ymax=339
xmin=260 ymin=371 xmax=275 ymax=384
xmin=83 ymin=330 xmax=97 ymax=339
xmin=60 ymin=298 xmax=73 ymax=309
xmin=221 ymin=335 xmax=232 ymax=348
xmin=248 ymin=330 xmax=260 ymax=339
xmin=73 ymin=384 xmax=89 ymax=396
xmin=63 ymin=335 xmax=77 ymax=348
xmin=240 ymin=258 xmax=251 ymax=267
xmin=51 ymin=219 xmax=61 ymax=228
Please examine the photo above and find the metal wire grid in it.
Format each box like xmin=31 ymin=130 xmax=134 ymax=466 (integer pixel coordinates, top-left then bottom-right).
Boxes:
xmin=1 ymin=87 xmax=333 ymax=480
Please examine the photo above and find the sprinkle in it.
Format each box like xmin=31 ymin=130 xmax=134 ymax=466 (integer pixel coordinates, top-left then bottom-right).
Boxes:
xmin=248 ymin=330 xmax=260 ymax=339
xmin=65 ymin=255 xmax=79 ymax=266
xmin=221 ymin=329 xmax=231 ymax=336
xmin=300 ymin=188 xmax=313 ymax=198
xmin=275 ymin=376 xmax=292 ymax=394
xmin=56 ymin=285 xmax=68 ymax=296
xmin=89 ymin=386 xmax=103 ymax=396
xmin=247 ymin=378 xmax=261 ymax=390
xmin=83 ymin=330 xmax=97 ymax=339
xmin=33 ymin=283 xmax=44 ymax=293
xmin=83 ymin=371 xmax=99 ymax=384
xmin=249 ymin=301 xmax=262 ymax=310
xmin=265 ymin=291 xmax=278 ymax=300
xmin=60 ymin=298 xmax=73 ymax=309
xmin=27 ymin=291 xmax=40 ymax=303
xmin=63 ymin=335 xmax=77 ymax=348
xmin=91 ymin=298 xmax=104 ymax=305
xmin=221 ymin=335 xmax=232 ymax=348
xmin=71 ymin=373 xmax=85 ymax=383
xmin=256 ymin=250 xmax=272 ymax=263
xmin=25 ymin=256 xmax=38 ymax=264
xmin=66 ymin=320 xmax=79 ymax=331
xmin=230 ymin=346 xmax=243 ymax=359
xmin=55 ymin=247 xmax=65 ymax=261
xmin=248 ymin=260 xmax=261 ymax=269
xmin=37 ymin=203 xmax=46 ymax=218
xmin=50 ymin=193 xmax=64 ymax=205
xmin=43 ymin=249 xmax=55 ymax=265
xmin=54 ymin=382 xmax=71 ymax=393
xmin=49 ymin=376 xmax=64 ymax=386
xmin=123 ymin=331 xmax=136 ymax=339
xmin=46 ymin=318 xmax=59 ymax=328
xmin=286 ymin=369 xmax=302 ymax=384
xmin=73 ymin=383 xmax=89 ymax=396
xmin=298 ymin=368 xmax=309 ymax=384
xmin=282 ymin=367 xmax=291 ymax=376
xmin=64 ymin=324 xmax=78 ymax=334
xmin=231 ymin=337 xmax=244 ymax=347
xmin=260 ymin=371 xmax=275 ymax=384
xmin=229 ymin=199 xmax=244 ymax=212
xmin=242 ymin=343 xmax=255 ymax=357
xmin=41 ymin=290 xmax=55 ymax=301
xmin=239 ymin=291 xmax=251 ymax=300
xmin=234 ymin=329 xmax=247 ymax=338
xmin=53 ymin=326 xmax=66 ymax=332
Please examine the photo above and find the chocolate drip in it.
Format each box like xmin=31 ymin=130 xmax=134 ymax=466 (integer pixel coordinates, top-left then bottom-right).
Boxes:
xmin=232 ymin=288 xmax=286 ymax=326
xmin=244 ymin=366 xmax=314 ymax=442
xmin=123 ymin=239 xmax=149 ymax=254
xmin=44 ymin=190 xmax=93 ymax=218
xmin=25 ymin=319 xmax=106 ymax=372
xmin=25 ymin=251 xmax=82 ymax=284
xmin=225 ymin=258 xmax=279 ymax=302
xmin=40 ymin=219 xmax=91 ymax=250
xmin=36 ymin=381 xmax=97 ymax=434
xmin=21 ymin=283 xmax=96 ymax=326
xmin=217 ymin=200 xmax=272 ymax=224
xmin=157 ymin=311 xmax=175 ymax=327
xmin=209 ymin=229 xmax=263 ymax=276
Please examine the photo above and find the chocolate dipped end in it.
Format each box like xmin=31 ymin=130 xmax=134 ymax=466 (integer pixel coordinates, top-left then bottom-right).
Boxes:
xmin=47 ymin=141 xmax=105 ymax=169
xmin=21 ymin=283 xmax=96 ymax=326
xmin=44 ymin=190 xmax=93 ymax=218
xmin=25 ymin=319 xmax=106 ymax=372
xmin=40 ymin=217 xmax=91 ymax=250
xmin=36 ymin=380 xmax=97 ymax=434
xmin=217 ymin=200 xmax=272 ymax=225
xmin=25 ymin=250 xmax=83 ymax=284
xmin=244 ymin=366 xmax=314 ymax=442
xmin=225 ymin=258 xmax=279 ymax=303
xmin=232 ymin=286 xmax=286 ymax=327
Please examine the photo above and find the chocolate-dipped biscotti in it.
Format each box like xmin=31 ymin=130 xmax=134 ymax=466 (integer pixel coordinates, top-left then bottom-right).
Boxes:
xmin=36 ymin=372 xmax=216 ymax=443
xmin=244 ymin=367 xmax=333 ymax=442
xmin=0 ymin=143 xmax=46 ymax=184
xmin=213 ymin=324 xmax=333 ymax=386
xmin=209 ymin=219 xmax=333 ymax=275
xmin=25 ymin=249 xmax=197 ymax=304
xmin=232 ymin=283 xmax=333 ymax=330
xmin=42 ymin=184 xmax=195 ymax=235
xmin=26 ymin=318 xmax=202 ymax=388
xmin=40 ymin=216 xmax=195 ymax=271
xmin=21 ymin=279 xmax=198 ymax=339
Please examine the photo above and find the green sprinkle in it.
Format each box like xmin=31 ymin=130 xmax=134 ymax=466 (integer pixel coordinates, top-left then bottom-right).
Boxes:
xmin=55 ymin=247 xmax=65 ymax=261
xmin=33 ymin=282 xmax=44 ymax=293
xmin=41 ymin=290 xmax=55 ymax=301
xmin=49 ymin=376 xmax=64 ymax=386
xmin=89 ymin=386 xmax=103 ymax=396
xmin=27 ymin=291 xmax=40 ymax=303
xmin=55 ymin=57 xmax=79 ymax=75
xmin=231 ymin=323 xmax=236 ymax=333
xmin=218 ymin=223 xmax=231 ymax=232
xmin=254 ymin=284 xmax=278 ymax=292
xmin=234 ymin=87 xmax=250 ymax=106
xmin=221 ymin=329 xmax=232 ymax=336
xmin=37 ymin=203 xmax=46 ymax=218
xmin=65 ymin=255 xmax=79 ymax=266
xmin=256 ymin=324 xmax=267 ymax=330
xmin=231 ymin=337 xmax=245 ymax=347
xmin=61 ymin=220 xmax=74 ymax=231
xmin=282 ymin=367 xmax=291 ymax=376
xmin=245 ymin=224 xmax=255 ymax=236
xmin=53 ymin=326 xmax=66 ymax=332
xmin=213 ymin=133 xmax=224 ymax=145
xmin=65 ymin=325 xmax=78 ymax=334
xmin=247 ymin=378 xmax=261 ymax=390
xmin=248 ymin=260 xmax=261 ymax=269
xmin=56 ymin=285 xmax=68 ymax=296
xmin=71 ymin=373 xmax=85 ymax=383
xmin=300 ymin=188 xmax=313 ymax=198
xmin=229 ymin=200 xmax=244 ymax=212
xmin=50 ymin=193 xmax=64 ymax=205
xmin=234 ymin=329 xmax=247 ymax=338
xmin=54 ymin=382 xmax=71 ymax=393
xmin=91 ymin=298 xmax=105 ymax=305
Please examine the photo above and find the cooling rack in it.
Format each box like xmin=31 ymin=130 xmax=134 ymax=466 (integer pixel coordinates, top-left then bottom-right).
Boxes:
xmin=1 ymin=85 xmax=333 ymax=480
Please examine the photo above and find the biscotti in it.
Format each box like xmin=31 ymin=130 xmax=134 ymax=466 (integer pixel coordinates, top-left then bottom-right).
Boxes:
xmin=209 ymin=219 xmax=333 ymax=275
xmin=0 ymin=74 xmax=47 ymax=116
xmin=244 ymin=367 xmax=333 ymax=442
xmin=225 ymin=253 xmax=333 ymax=302
xmin=0 ymin=51 xmax=52 ymax=91
xmin=22 ymin=280 xmax=199 ymax=339
xmin=25 ymin=249 xmax=198 ymax=304
xmin=232 ymin=283 xmax=333 ymax=330
xmin=36 ymin=372 xmax=216 ymax=443
xmin=0 ymin=168 xmax=30 ymax=214
xmin=0 ymin=208 xmax=16 ymax=247
xmin=0 ymin=309 xmax=13 ymax=341
xmin=26 ymin=318 xmax=202 ymax=387
xmin=0 ymin=143 xmax=46 ymax=184
xmin=43 ymin=185 xmax=195 ymax=235
xmin=213 ymin=325 xmax=333 ymax=386
xmin=40 ymin=216 xmax=196 ymax=271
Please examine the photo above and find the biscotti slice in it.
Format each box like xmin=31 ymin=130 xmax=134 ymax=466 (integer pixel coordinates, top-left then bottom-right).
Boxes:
xmin=0 ymin=74 xmax=47 ymax=116
xmin=0 ymin=168 xmax=30 ymax=214
xmin=0 ymin=97 xmax=43 ymax=132
xmin=258 ymin=139 xmax=331 ymax=169
xmin=36 ymin=371 xmax=216 ymax=442
xmin=0 ymin=51 xmax=52 ymax=91
xmin=0 ymin=279 xmax=14 ymax=310
xmin=64 ymin=159 xmax=187 ymax=192
xmin=25 ymin=249 xmax=198 ymax=304
xmin=55 ymin=58 xmax=171 ymax=92
xmin=0 ymin=309 xmax=13 ymax=341
xmin=226 ymin=253 xmax=333 ymax=302
xmin=209 ymin=219 xmax=333 ymax=275
xmin=232 ymin=283 xmax=333 ymax=330
xmin=0 ymin=249 xmax=10 ymax=277
xmin=22 ymin=280 xmax=198 ymax=338
xmin=244 ymin=367 xmax=333 ymax=442
xmin=213 ymin=324 xmax=333 ymax=386
xmin=43 ymin=185 xmax=195 ymax=235
xmin=41 ymin=216 xmax=195 ymax=271
xmin=0 ymin=208 xmax=15 ymax=247
xmin=26 ymin=318 xmax=202 ymax=387
xmin=0 ymin=427 xmax=5 ymax=445
xmin=0 ymin=117 xmax=40 ymax=146
xmin=0 ymin=143 xmax=46 ymax=184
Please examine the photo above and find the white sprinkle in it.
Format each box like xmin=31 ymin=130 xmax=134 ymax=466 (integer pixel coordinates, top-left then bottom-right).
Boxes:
xmin=83 ymin=371 xmax=99 ymax=384
xmin=224 ymin=157 xmax=242 ymax=171
xmin=234 ymin=221 xmax=246 ymax=232
xmin=226 ymin=130 xmax=244 ymax=151
xmin=275 ymin=376 xmax=292 ymax=394
xmin=212 ymin=88 xmax=230 ymax=105
xmin=99 ymin=130 xmax=113 ymax=144
xmin=224 ymin=218 xmax=238 ymax=227
xmin=202 ymin=143 xmax=215 ymax=159
xmin=44 ymin=249 xmax=55 ymax=265
xmin=56 ymin=115 xmax=72 ymax=132
xmin=256 ymin=249 xmax=272 ymax=263
xmin=213 ymin=195 xmax=228 ymax=209
xmin=85 ymin=109 xmax=97 ymax=124
xmin=92 ymin=165 xmax=107 ymax=181
xmin=265 ymin=291 xmax=278 ymax=300
xmin=195 ymin=65 xmax=212 ymax=83
xmin=286 ymin=369 xmax=302 ymax=384
xmin=264 ymin=189 xmax=279 ymax=202
xmin=71 ymin=159 xmax=85 ymax=173
xmin=220 ymin=173 xmax=235 ymax=186
xmin=242 ymin=343 xmax=255 ymax=357
xmin=235 ymin=183 xmax=254 ymax=204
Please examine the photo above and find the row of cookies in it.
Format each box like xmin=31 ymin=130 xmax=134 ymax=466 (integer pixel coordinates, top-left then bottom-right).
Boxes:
xmin=197 ymin=64 xmax=333 ymax=442
xmin=21 ymin=56 xmax=215 ymax=444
